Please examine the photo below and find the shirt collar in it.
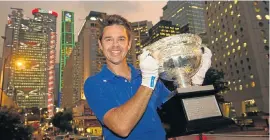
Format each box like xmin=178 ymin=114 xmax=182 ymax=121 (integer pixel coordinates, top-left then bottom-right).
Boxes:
xmin=100 ymin=63 xmax=141 ymax=81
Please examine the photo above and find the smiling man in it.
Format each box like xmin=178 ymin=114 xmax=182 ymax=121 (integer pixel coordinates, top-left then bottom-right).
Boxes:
xmin=84 ymin=15 xmax=171 ymax=139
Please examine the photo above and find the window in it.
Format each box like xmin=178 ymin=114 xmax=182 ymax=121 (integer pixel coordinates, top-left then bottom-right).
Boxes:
xmin=259 ymin=22 xmax=264 ymax=27
xmin=265 ymin=15 xmax=269 ymax=20
xmin=251 ymin=81 xmax=256 ymax=87
xmin=240 ymin=60 xmax=243 ymax=64
xmin=256 ymin=15 xmax=262 ymax=20
xmin=248 ymin=65 xmax=251 ymax=70
xmin=265 ymin=45 xmax=269 ymax=51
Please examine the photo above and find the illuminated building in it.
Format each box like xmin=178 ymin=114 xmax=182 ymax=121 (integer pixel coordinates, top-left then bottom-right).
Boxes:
xmin=142 ymin=20 xmax=182 ymax=47
xmin=131 ymin=20 xmax=153 ymax=68
xmin=2 ymin=8 xmax=57 ymax=117
xmin=59 ymin=11 xmax=75 ymax=107
xmin=205 ymin=1 xmax=269 ymax=116
xmin=161 ymin=1 xmax=206 ymax=34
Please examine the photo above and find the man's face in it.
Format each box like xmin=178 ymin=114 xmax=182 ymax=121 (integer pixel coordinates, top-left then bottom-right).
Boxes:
xmin=99 ymin=25 xmax=131 ymax=65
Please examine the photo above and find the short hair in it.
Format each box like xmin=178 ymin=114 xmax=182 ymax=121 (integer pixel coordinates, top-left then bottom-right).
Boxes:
xmin=99 ymin=14 xmax=132 ymax=42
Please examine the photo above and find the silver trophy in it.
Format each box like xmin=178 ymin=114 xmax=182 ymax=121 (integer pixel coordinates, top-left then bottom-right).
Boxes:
xmin=144 ymin=34 xmax=232 ymax=137
xmin=143 ymin=33 xmax=210 ymax=90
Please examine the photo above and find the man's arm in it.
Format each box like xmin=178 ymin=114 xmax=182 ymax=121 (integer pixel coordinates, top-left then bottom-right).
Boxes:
xmin=103 ymin=50 xmax=159 ymax=137
xmin=103 ymin=86 xmax=153 ymax=137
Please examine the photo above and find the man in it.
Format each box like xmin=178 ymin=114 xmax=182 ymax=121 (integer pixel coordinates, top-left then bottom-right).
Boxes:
xmin=84 ymin=15 xmax=212 ymax=139
xmin=84 ymin=15 xmax=170 ymax=139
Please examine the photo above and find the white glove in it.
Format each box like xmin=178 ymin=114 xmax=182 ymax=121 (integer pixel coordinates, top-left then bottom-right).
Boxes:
xmin=139 ymin=50 xmax=159 ymax=90
xmin=191 ymin=47 xmax=212 ymax=86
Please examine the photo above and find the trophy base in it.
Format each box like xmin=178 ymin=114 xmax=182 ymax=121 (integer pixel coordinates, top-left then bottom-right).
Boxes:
xmin=158 ymin=85 xmax=234 ymax=138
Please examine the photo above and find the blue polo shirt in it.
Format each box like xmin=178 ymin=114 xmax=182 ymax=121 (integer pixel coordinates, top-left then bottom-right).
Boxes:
xmin=84 ymin=64 xmax=170 ymax=140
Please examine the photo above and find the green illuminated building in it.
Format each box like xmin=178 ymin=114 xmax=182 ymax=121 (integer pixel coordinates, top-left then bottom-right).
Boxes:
xmin=59 ymin=11 xmax=75 ymax=105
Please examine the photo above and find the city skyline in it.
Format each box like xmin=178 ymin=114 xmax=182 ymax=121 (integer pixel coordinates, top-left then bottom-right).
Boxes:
xmin=0 ymin=1 xmax=167 ymax=62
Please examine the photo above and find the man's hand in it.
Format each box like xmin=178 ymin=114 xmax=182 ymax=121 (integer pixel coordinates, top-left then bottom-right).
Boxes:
xmin=191 ymin=46 xmax=212 ymax=86
xmin=139 ymin=50 xmax=159 ymax=90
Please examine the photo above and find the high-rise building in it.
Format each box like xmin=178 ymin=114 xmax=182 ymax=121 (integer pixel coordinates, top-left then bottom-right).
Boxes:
xmin=142 ymin=20 xmax=182 ymax=47
xmin=2 ymin=8 xmax=57 ymax=117
xmin=131 ymin=20 xmax=153 ymax=68
xmin=54 ymin=63 xmax=59 ymax=106
xmin=59 ymin=11 xmax=75 ymax=106
xmin=161 ymin=1 xmax=206 ymax=34
xmin=205 ymin=1 xmax=269 ymax=116
xmin=61 ymin=43 xmax=80 ymax=108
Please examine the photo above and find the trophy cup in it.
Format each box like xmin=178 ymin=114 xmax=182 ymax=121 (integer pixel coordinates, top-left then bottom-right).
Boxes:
xmin=144 ymin=34 xmax=233 ymax=137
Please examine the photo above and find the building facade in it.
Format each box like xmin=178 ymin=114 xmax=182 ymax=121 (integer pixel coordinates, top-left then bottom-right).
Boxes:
xmin=143 ymin=20 xmax=182 ymax=47
xmin=59 ymin=11 xmax=75 ymax=106
xmin=130 ymin=20 xmax=153 ymax=68
xmin=1 ymin=8 xmax=57 ymax=117
xmin=205 ymin=1 xmax=269 ymax=116
xmin=162 ymin=1 xmax=206 ymax=34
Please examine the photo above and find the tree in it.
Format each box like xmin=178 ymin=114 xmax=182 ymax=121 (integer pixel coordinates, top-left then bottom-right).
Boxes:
xmin=0 ymin=107 xmax=33 ymax=140
xmin=202 ymin=67 xmax=229 ymax=103
xmin=51 ymin=109 xmax=73 ymax=132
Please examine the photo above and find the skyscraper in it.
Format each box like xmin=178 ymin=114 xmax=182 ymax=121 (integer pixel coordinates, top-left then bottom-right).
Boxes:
xmin=59 ymin=11 xmax=75 ymax=107
xmin=205 ymin=1 xmax=269 ymax=116
xmin=142 ymin=20 xmax=182 ymax=47
xmin=161 ymin=1 xmax=206 ymax=34
xmin=131 ymin=20 xmax=153 ymax=68
xmin=2 ymin=8 xmax=57 ymax=117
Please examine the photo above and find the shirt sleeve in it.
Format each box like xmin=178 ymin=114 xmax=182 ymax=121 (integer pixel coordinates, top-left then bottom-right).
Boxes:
xmin=155 ymin=79 xmax=171 ymax=109
xmin=84 ymin=78 xmax=118 ymax=125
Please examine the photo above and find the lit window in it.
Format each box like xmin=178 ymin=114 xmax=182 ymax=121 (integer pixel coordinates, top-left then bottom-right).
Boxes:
xmin=250 ymin=74 xmax=254 ymax=79
xmin=256 ymin=15 xmax=262 ymax=20
xmin=254 ymin=7 xmax=260 ymax=12
xmin=212 ymin=20 xmax=215 ymax=23
xmin=225 ymin=8 xmax=228 ymax=13
xmin=230 ymin=4 xmax=233 ymax=9
xmin=231 ymin=11 xmax=234 ymax=15
xmin=245 ymin=84 xmax=249 ymax=88
xmin=226 ymin=45 xmax=229 ymax=49
xmin=234 ymin=0 xmax=238 ymax=4
xmin=230 ymin=35 xmax=233 ymax=39
xmin=224 ymin=61 xmax=227 ymax=65
xmin=221 ymin=13 xmax=223 ymax=16
xmin=239 ymin=85 xmax=243 ymax=90
xmin=236 ymin=39 xmax=239 ymax=43
xmin=209 ymin=23 xmax=211 ymax=27
xmin=266 ymin=15 xmax=270 ymax=20
xmin=228 ymin=81 xmax=231 ymax=85
xmin=225 ymin=38 xmax=228 ymax=42
xmin=243 ymin=42 xmax=247 ymax=47
xmin=231 ymin=42 xmax=234 ymax=46
xmin=224 ymin=32 xmax=227 ymax=35
xmin=216 ymin=38 xmax=218 ymax=41
xmin=232 ymin=49 xmax=236 ymax=53
xmin=234 ymin=87 xmax=237 ymax=91
xmin=237 ymin=46 xmax=241 ymax=50
xmin=227 ymin=51 xmax=231 ymax=56
xmin=218 ymin=29 xmax=221 ymax=32
xmin=263 ymin=39 xmax=267 ymax=44
xmin=212 ymin=40 xmax=215 ymax=44
xmin=234 ymin=24 xmax=237 ymax=28
xmin=251 ymin=81 xmax=255 ymax=87
xmin=223 ymin=54 xmax=226 ymax=58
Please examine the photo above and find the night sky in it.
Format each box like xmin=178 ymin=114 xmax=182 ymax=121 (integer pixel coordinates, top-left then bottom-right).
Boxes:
xmin=0 ymin=1 xmax=167 ymax=62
